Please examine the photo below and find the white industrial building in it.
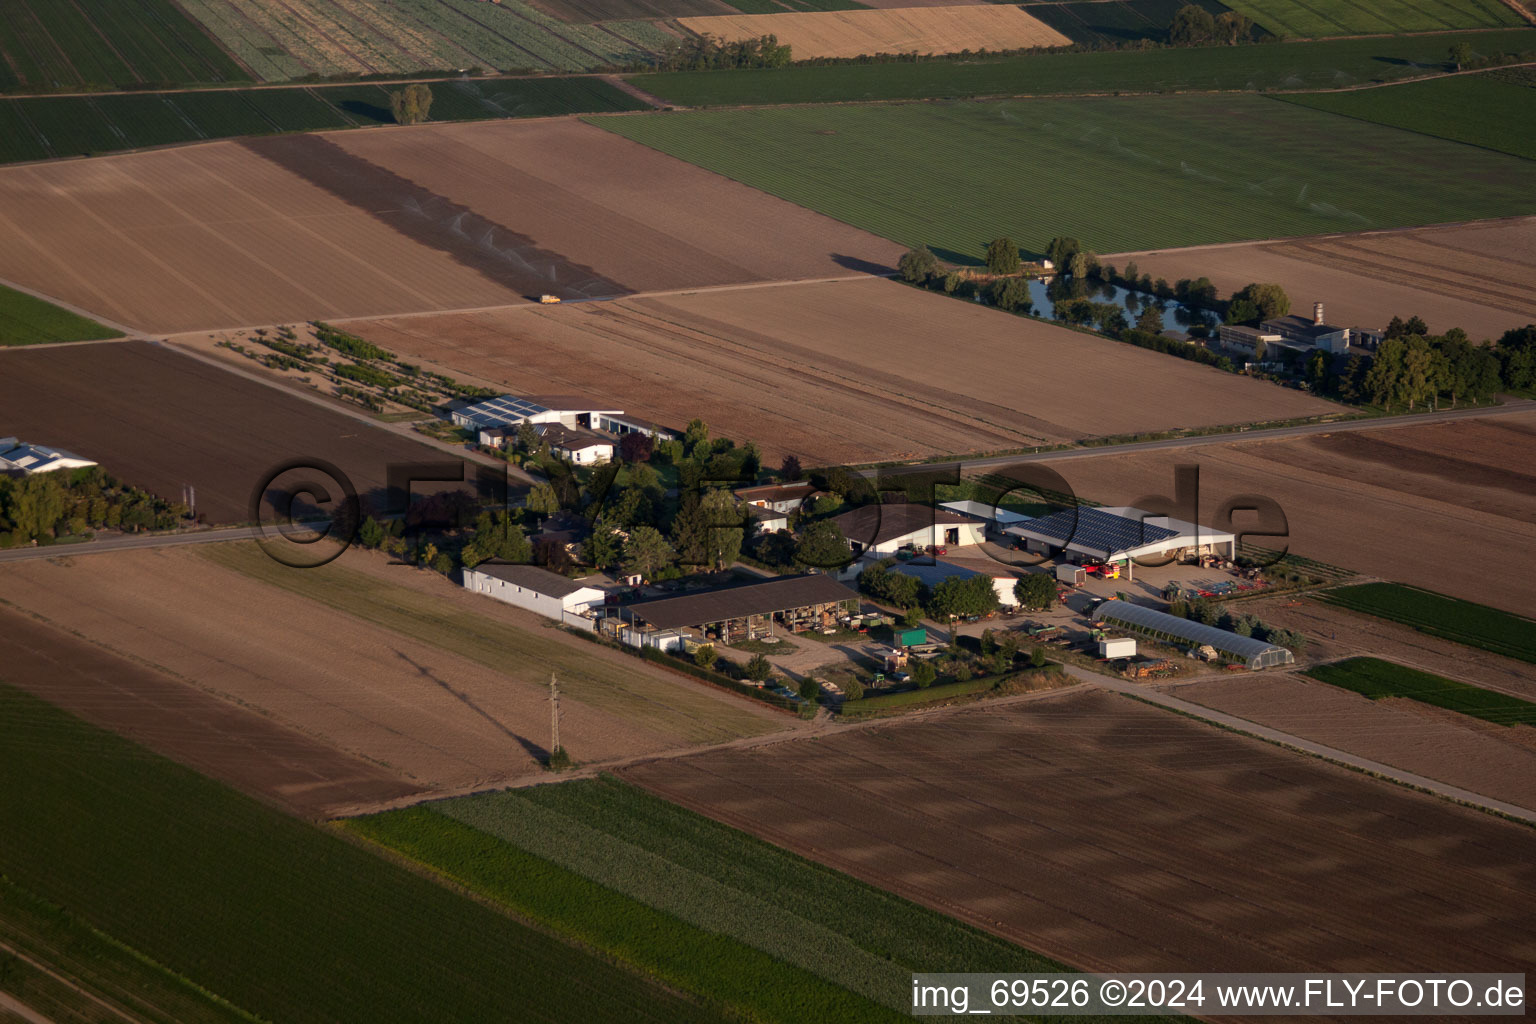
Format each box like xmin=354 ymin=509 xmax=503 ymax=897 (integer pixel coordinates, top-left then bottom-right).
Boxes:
xmin=833 ymin=503 xmax=986 ymax=557
xmin=0 ymin=438 xmax=96 ymax=476
xmin=1006 ymin=506 xmax=1236 ymax=575
xmin=462 ymin=563 xmax=606 ymax=624
xmin=452 ymin=394 xmax=622 ymax=432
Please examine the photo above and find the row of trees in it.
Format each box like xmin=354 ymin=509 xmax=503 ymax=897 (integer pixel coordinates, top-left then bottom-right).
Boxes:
xmin=1306 ymin=321 xmax=1528 ymax=410
xmin=1168 ymin=5 xmax=1256 ymax=45
xmin=1170 ymin=597 xmax=1308 ymax=652
xmin=0 ymin=468 xmax=188 ymax=548
xmin=653 ymin=34 xmax=792 ymax=72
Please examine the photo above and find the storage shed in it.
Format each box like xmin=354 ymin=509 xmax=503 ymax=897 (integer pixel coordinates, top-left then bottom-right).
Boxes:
xmin=1093 ymin=600 xmax=1293 ymax=670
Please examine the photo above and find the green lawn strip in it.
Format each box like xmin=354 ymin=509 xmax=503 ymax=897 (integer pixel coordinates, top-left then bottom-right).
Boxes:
xmin=0 ymin=683 xmax=724 ymax=1024
xmin=197 ymin=543 xmax=777 ymax=743
xmin=590 ymin=94 xmax=1536 ymax=259
xmin=1304 ymin=657 xmax=1536 ymax=726
xmin=1225 ymin=0 xmax=1521 ymax=36
xmin=1316 ymin=582 xmax=1536 ymax=664
xmin=625 ymin=30 xmax=1536 ymax=106
xmin=1279 ymin=72 xmax=1536 ymax=159
xmin=0 ymin=283 xmax=122 ymax=346
xmin=345 ymin=807 xmax=899 ymax=1023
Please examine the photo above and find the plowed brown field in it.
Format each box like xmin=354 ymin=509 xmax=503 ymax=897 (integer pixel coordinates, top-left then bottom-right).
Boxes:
xmin=1112 ymin=218 xmax=1536 ymax=341
xmin=342 ymin=277 xmax=1338 ymax=463
xmin=0 ymin=121 xmax=902 ymax=333
xmin=622 ymin=689 xmax=1536 ymax=974
xmin=0 ymin=545 xmax=784 ymax=805
xmin=1033 ymin=410 xmax=1536 ymax=612
xmin=677 ymin=6 xmax=1070 ymax=59
xmin=0 ymin=340 xmax=460 ymax=523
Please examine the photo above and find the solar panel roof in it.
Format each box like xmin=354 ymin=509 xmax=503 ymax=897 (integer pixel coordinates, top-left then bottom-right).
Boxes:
xmin=459 ymin=395 xmax=552 ymax=427
xmin=1011 ymin=507 xmax=1177 ymax=558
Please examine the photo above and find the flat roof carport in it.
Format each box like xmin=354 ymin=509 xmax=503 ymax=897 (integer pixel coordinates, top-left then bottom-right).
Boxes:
xmin=626 ymin=574 xmax=858 ymax=634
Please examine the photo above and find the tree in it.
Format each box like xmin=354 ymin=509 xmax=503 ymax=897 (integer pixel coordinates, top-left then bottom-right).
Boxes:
xmin=794 ymin=519 xmax=851 ymax=570
xmin=899 ymin=245 xmax=939 ymax=283
xmin=744 ymin=653 xmax=772 ymax=682
xmin=942 ymin=272 xmax=964 ymax=295
xmin=684 ymin=418 xmax=710 ymax=456
xmin=9 ymin=473 xmax=65 ymax=540
xmin=910 ymin=661 xmax=936 ymax=688
xmin=1030 ymin=646 xmax=1047 ymax=669
xmin=901 ymin=606 xmax=924 ymax=628
xmin=622 ymin=525 xmax=674 ymax=579
xmin=1232 ymin=282 xmax=1290 ymax=320
xmin=1044 ymin=236 xmax=1080 ymax=270
xmin=526 ymin=482 xmax=559 ymax=516
xmin=1097 ymin=306 xmax=1128 ymax=336
xmin=516 ymin=419 xmax=540 ymax=453
xmin=534 ymin=537 xmax=572 ymax=573
xmin=358 ymin=516 xmax=385 ymax=549
xmin=985 ymin=237 xmax=1021 ymax=276
xmin=700 ymin=488 xmax=745 ymax=569
xmin=1169 ymin=4 xmax=1216 ymax=44
xmin=389 ymin=83 xmax=433 ymax=125
xmin=1449 ymin=41 xmax=1473 ymax=70
xmin=1068 ymin=251 xmax=1088 ymax=279
xmin=1135 ymin=305 xmax=1164 ymax=335
xmin=1224 ymin=297 xmax=1260 ymax=325
xmin=1013 ymin=572 xmax=1058 ymax=611
xmin=618 ymin=432 xmax=653 ymax=464
xmin=1214 ymin=10 xmax=1253 ymax=43
xmin=841 ymin=676 xmax=864 ymax=701
xmin=798 ymin=677 xmax=820 ymax=702
xmin=693 ymin=643 xmax=717 ymax=669
xmin=585 ymin=522 xmax=621 ymax=569
xmin=926 ymin=573 xmax=999 ymax=621
xmin=858 ymin=559 xmax=922 ymax=607
xmin=989 ymin=276 xmax=1032 ymax=314
xmin=779 ymin=454 xmax=803 ymax=481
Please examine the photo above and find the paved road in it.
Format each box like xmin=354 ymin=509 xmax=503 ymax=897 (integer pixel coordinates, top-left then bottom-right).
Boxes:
xmin=870 ymin=397 xmax=1536 ymax=476
xmin=1068 ymin=665 xmax=1536 ymax=825
xmin=0 ymin=526 xmax=260 ymax=565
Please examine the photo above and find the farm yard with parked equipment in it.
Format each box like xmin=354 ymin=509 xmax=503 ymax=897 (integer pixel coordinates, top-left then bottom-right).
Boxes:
xmin=594 ymin=94 xmax=1536 ymax=261
xmin=1109 ymin=217 xmax=1536 ymax=342
xmin=623 ymin=688 xmax=1536 ymax=974
xmin=344 ymin=276 xmax=1337 ymax=464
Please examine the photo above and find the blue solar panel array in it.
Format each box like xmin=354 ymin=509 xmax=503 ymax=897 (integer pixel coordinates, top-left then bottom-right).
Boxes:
xmin=1016 ymin=507 xmax=1177 ymax=556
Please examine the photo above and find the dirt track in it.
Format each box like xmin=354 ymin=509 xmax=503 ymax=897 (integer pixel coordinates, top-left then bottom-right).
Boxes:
xmin=348 ymin=277 xmax=1337 ymax=463
xmin=0 ymin=340 xmax=459 ymax=523
xmin=622 ymin=689 xmax=1536 ymax=975
xmin=1112 ymin=218 xmax=1536 ymax=341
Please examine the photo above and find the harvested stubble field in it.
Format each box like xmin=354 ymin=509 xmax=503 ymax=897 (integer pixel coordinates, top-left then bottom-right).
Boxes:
xmin=0 ymin=341 xmax=462 ymax=523
xmin=1224 ymin=0 xmax=1523 ymax=36
xmin=594 ymin=95 xmax=1536 ymax=262
xmin=676 ymin=6 xmax=1070 ymax=59
xmin=0 ymin=545 xmax=783 ymax=802
xmin=1168 ymin=672 xmax=1536 ymax=812
xmin=1110 ymin=218 xmax=1536 ymax=341
xmin=1032 ymin=410 xmax=1536 ymax=613
xmin=0 ymin=120 xmax=898 ymax=332
xmin=622 ymin=688 xmax=1536 ymax=974
xmin=346 ymin=277 xmax=1336 ymax=464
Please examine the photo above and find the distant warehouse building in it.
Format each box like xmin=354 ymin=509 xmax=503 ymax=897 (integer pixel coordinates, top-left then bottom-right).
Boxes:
xmin=0 ymin=438 xmax=96 ymax=477
xmin=1094 ymin=600 xmax=1294 ymax=670
xmin=463 ymin=562 xmax=606 ymax=627
xmin=1006 ymin=506 xmax=1236 ymax=576
xmin=833 ymin=503 xmax=986 ymax=557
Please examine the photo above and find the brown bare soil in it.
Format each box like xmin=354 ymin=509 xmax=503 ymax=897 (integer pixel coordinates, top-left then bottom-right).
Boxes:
xmin=0 ymin=340 xmax=459 ymax=524
xmin=1169 ymin=673 xmax=1536 ymax=812
xmin=1111 ymin=218 xmax=1536 ymax=341
xmin=345 ymin=277 xmax=1337 ymax=464
xmin=0 ymin=121 xmax=901 ymax=333
xmin=1033 ymin=409 xmax=1536 ymax=613
xmin=622 ymin=688 xmax=1536 ymax=974
xmin=1237 ymin=594 xmax=1536 ymax=702
xmin=0 ymin=604 xmax=423 ymax=819
xmin=676 ymin=6 xmax=1070 ymax=58
xmin=0 ymin=546 xmax=781 ymax=803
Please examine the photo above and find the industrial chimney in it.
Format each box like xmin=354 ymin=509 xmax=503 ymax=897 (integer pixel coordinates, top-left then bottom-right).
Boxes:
xmin=1313 ymin=302 xmax=1325 ymax=326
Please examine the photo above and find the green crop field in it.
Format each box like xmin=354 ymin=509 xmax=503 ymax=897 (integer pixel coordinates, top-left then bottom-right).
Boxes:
xmin=1025 ymin=0 xmax=1258 ymax=46
xmin=0 ymin=284 xmax=122 ymax=346
xmin=347 ymin=776 xmax=1169 ymax=1024
xmin=200 ymin=544 xmax=777 ymax=743
xmin=624 ymin=29 xmax=1536 ymax=106
xmin=1305 ymin=657 xmax=1536 ymax=726
xmin=0 ymin=684 xmax=726 ymax=1023
xmin=1282 ymin=72 xmax=1536 ymax=159
xmin=593 ymin=94 xmax=1536 ymax=259
xmin=0 ymin=0 xmax=248 ymax=92
xmin=1317 ymin=582 xmax=1536 ymax=663
xmin=1224 ymin=0 xmax=1522 ymax=38
xmin=0 ymin=77 xmax=648 ymax=165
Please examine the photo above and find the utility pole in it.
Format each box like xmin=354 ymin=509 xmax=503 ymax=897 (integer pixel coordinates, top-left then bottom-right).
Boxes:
xmin=549 ymin=672 xmax=561 ymax=758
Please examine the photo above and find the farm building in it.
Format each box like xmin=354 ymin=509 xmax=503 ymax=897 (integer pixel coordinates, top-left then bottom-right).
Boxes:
xmin=618 ymin=573 xmax=857 ymax=645
xmin=1006 ymin=506 xmax=1236 ymax=574
xmin=451 ymin=393 xmax=622 ymax=432
xmin=0 ymin=438 xmax=96 ymax=476
xmin=938 ymin=500 xmax=1032 ymax=531
xmin=462 ymin=563 xmax=607 ymax=625
xmin=1093 ymin=600 xmax=1294 ymax=670
xmin=1216 ymin=324 xmax=1282 ymax=360
xmin=834 ymin=503 xmax=985 ymax=556
xmin=734 ymin=481 xmax=817 ymax=514
xmin=537 ymin=424 xmax=614 ymax=464
xmin=745 ymin=503 xmax=789 ymax=533
xmin=595 ymin=413 xmax=678 ymax=441
xmin=889 ymin=559 xmax=1019 ymax=607
xmin=1260 ymin=303 xmax=1354 ymax=355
